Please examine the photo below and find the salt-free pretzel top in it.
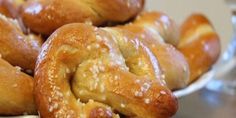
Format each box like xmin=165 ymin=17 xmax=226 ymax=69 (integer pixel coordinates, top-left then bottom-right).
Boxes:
xmin=21 ymin=0 xmax=145 ymax=35
xmin=35 ymin=21 xmax=178 ymax=118
xmin=178 ymin=14 xmax=221 ymax=83
xmin=0 ymin=14 xmax=43 ymax=70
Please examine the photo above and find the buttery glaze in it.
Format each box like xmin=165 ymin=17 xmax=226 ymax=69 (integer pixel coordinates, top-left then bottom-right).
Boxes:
xmin=119 ymin=12 xmax=190 ymax=90
xmin=0 ymin=57 xmax=36 ymax=115
xmin=0 ymin=14 xmax=43 ymax=70
xmin=178 ymin=14 xmax=221 ymax=83
xmin=35 ymin=23 xmax=177 ymax=118
xmin=21 ymin=0 xmax=145 ymax=35
xmin=0 ymin=0 xmax=24 ymax=18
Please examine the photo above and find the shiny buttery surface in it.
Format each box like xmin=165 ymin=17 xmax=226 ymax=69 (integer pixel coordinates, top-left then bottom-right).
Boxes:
xmin=0 ymin=14 xmax=43 ymax=70
xmin=178 ymin=14 xmax=221 ymax=83
xmin=35 ymin=23 xmax=177 ymax=118
xmin=21 ymin=0 xmax=144 ymax=35
xmin=0 ymin=57 xmax=36 ymax=115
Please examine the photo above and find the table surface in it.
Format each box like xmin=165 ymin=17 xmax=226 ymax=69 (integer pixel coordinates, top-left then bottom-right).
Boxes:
xmin=174 ymin=64 xmax=236 ymax=118
xmin=174 ymin=88 xmax=236 ymax=118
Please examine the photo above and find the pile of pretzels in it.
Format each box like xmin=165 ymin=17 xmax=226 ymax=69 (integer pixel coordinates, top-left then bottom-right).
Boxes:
xmin=0 ymin=0 xmax=220 ymax=118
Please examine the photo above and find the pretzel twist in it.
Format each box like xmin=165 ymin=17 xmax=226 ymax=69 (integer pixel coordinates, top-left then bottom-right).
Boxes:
xmin=35 ymin=19 xmax=178 ymax=118
xmin=20 ymin=0 xmax=144 ymax=35
xmin=178 ymin=14 xmax=221 ymax=83
xmin=118 ymin=12 xmax=190 ymax=90
xmin=0 ymin=14 xmax=43 ymax=70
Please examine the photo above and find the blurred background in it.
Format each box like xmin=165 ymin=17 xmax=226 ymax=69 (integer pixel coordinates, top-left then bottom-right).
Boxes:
xmin=146 ymin=0 xmax=236 ymax=117
xmin=146 ymin=0 xmax=232 ymax=53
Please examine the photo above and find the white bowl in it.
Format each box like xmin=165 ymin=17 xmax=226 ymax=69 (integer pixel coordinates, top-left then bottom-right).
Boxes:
xmin=173 ymin=70 xmax=214 ymax=98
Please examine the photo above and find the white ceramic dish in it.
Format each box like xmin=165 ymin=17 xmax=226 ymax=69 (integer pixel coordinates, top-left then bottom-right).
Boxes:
xmin=173 ymin=70 xmax=214 ymax=98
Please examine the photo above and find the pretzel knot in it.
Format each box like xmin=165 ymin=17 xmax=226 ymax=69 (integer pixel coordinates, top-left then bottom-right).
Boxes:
xmin=35 ymin=23 xmax=177 ymax=118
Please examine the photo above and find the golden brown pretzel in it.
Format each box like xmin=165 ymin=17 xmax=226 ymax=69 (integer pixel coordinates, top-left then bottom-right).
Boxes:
xmin=0 ymin=57 xmax=36 ymax=115
xmin=35 ymin=22 xmax=178 ymax=117
xmin=0 ymin=0 xmax=24 ymax=18
xmin=178 ymin=14 xmax=221 ymax=83
xmin=20 ymin=0 xmax=144 ymax=35
xmin=0 ymin=14 xmax=43 ymax=71
xmin=129 ymin=11 xmax=179 ymax=46
xmin=0 ymin=0 xmax=12 ymax=18
xmin=118 ymin=12 xmax=190 ymax=90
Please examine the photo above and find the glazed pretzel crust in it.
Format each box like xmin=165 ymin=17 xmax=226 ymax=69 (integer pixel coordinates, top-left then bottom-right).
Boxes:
xmin=21 ymin=0 xmax=144 ymax=35
xmin=35 ymin=22 xmax=177 ymax=118
xmin=118 ymin=12 xmax=190 ymax=90
xmin=0 ymin=1 xmax=39 ymax=115
xmin=0 ymin=0 xmax=24 ymax=18
xmin=178 ymin=14 xmax=221 ymax=83
xmin=0 ymin=57 xmax=36 ymax=115
xmin=0 ymin=14 xmax=43 ymax=70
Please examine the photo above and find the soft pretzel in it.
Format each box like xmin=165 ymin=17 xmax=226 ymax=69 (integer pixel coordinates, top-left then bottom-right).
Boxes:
xmin=35 ymin=22 xmax=178 ymax=118
xmin=0 ymin=14 xmax=43 ymax=71
xmin=0 ymin=0 xmax=24 ymax=18
xmin=127 ymin=11 xmax=180 ymax=46
xmin=118 ymin=12 xmax=190 ymax=90
xmin=20 ymin=0 xmax=144 ymax=35
xmin=0 ymin=57 xmax=36 ymax=115
xmin=0 ymin=0 xmax=12 ymax=18
xmin=178 ymin=14 xmax=221 ymax=83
